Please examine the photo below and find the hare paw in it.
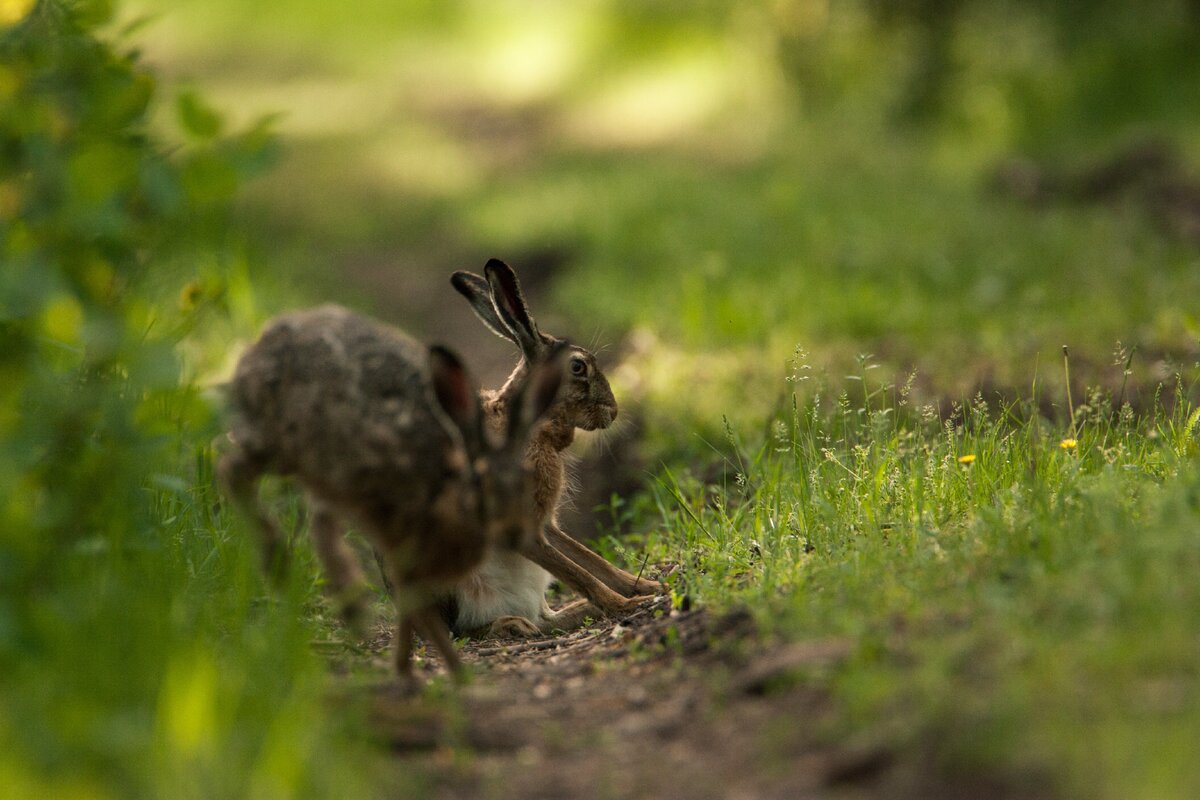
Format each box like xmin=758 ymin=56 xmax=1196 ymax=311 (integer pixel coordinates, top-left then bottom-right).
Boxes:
xmin=630 ymin=579 xmax=669 ymax=596
xmin=615 ymin=595 xmax=658 ymax=615
xmin=487 ymin=616 xmax=541 ymax=639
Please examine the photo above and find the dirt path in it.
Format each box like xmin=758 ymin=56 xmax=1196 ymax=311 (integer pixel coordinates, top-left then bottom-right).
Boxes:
xmin=328 ymin=595 xmax=1019 ymax=800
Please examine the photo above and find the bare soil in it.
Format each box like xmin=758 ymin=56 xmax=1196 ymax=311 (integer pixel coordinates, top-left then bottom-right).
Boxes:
xmin=331 ymin=596 xmax=1044 ymax=800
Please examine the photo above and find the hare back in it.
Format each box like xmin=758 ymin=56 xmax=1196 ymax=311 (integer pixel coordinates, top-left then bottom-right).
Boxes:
xmin=229 ymin=305 xmax=460 ymax=509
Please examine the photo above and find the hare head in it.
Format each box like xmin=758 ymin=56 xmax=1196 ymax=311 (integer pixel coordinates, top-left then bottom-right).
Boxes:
xmin=430 ymin=342 xmax=568 ymax=555
xmin=451 ymin=258 xmax=617 ymax=433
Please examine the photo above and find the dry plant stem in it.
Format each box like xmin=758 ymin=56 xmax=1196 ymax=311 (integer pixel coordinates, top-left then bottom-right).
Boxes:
xmin=544 ymin=523 xmax=668 ymax=596
xmin=1063 ymin=345 xmax=1077 ymax=436
xmin=472 ymin=638 xmax=568 ymax=658
xmin=1117 ymin=344 xmax=1138 ymax=412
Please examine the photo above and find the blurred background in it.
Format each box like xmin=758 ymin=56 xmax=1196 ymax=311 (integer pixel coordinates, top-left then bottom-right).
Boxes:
xmin=126 ymin=0 xmax=1200 ymax=405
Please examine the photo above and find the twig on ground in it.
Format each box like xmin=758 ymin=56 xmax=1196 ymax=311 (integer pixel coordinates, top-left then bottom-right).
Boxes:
xmin=471 ymin=638 xmax=568 ymax=658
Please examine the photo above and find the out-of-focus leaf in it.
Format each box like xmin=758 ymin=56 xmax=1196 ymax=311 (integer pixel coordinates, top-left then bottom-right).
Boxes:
xmin=75 ymin=0 xmax=115 ymax=27
xmin=177 ymin=89 xmax=223 ymax=140
xmin=181 ymin=151 xmax=238 ymax=205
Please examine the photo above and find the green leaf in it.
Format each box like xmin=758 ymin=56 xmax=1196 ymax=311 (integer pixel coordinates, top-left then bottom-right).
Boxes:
xmin=177 ymin=90 xmax=223 ymax=140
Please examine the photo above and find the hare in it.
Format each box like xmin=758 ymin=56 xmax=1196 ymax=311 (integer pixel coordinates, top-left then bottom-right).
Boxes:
xmin=219 ymin=305 xmax=562 ymax=681
xmin=442 ymin=259 xmax=668 ymax=638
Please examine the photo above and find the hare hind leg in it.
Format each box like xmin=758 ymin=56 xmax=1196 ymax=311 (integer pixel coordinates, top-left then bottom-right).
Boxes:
xmin=545 ymin=523 xmax=668 ymax=596
xmin=520 ymin=535 xmax=654 ymax=618
xmin=218 ymin=446 xmax=289 ymax=582
xmin=309 ymin=502 xmax=371 ymax=637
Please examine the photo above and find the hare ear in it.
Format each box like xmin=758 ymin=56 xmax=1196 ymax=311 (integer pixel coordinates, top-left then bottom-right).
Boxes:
xmin=428 ymin=345 xmax=483 ymax=455
xmin=451 ymin=271 xmax=518 ymax=344
xmin=484 ymin=259 xmax=545 ymax=360
xmin=506 ymin=343 xmax=567 ymax=443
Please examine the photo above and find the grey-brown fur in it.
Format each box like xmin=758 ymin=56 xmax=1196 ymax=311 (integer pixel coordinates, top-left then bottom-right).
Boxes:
xmin=447 ymin=259 xmax=669 ymax=638
xmin=220 ymin=304 xmax=559 ymax=682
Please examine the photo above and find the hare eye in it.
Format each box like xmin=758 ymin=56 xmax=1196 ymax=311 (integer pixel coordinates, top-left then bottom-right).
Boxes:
xmin=570 ymin=359 xmax=586 ymax=377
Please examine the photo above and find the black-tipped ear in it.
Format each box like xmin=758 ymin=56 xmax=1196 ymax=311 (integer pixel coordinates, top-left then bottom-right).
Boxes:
xmin=428 ymin=345 xmax=482 ymax=453
xmin=506 ymin=343 xmax=567 ymax=443
xmin=484 ymin=259 xmax=543 ymax=359
xmin=451 ymin=270 xmax=518 ymax=344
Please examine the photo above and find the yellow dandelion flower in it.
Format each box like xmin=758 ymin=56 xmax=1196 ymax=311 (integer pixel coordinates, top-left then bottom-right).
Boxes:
xmin=957 ymin=454 xmax=976 ymax=464
xmin=1060 ymin=438 xmax=1077 ymax=450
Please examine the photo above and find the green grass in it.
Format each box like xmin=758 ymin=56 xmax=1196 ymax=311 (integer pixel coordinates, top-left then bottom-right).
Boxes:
xmin=634 ymin=361 xmax=1200 ymax=798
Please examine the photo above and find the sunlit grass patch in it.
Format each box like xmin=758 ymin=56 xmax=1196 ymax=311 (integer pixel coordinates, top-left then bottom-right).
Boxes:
xmin=641 ymin=354 xmax=1200 ymax=798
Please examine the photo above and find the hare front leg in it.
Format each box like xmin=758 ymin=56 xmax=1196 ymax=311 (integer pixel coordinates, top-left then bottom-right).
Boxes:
xmin=486 ymin=615 xmax=542 ymax=638
xmin=394 ymin=604 xmax=466 ymax=683
xmin=539 ymin=598 xmax=598 ymax=634
xmin=487 ymin=598 xmax=597 ymax=638
xmin=412 ymin=607 xmax=466 ymax=680
xmin=544 ymin=522 xmax=668 ymax=597
xmin=519 ymin=536 xmax=653 ymax=618
xmin=394 ymin=615 xmax=415 ymax=677
xmin=308 ymin=502 xmax=371 ymax=638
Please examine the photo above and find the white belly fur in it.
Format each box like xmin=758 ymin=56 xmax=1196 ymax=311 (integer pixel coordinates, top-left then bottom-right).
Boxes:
xmin=452 ymin=551 xmax=553 ymax=630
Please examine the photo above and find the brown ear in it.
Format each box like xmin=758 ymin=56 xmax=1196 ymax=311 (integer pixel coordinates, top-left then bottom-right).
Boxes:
xmin=428 ymin=345 xmax=482 ymax=453
xmin=451 ymin=270 xmax=518 ymax=343
xmin=506 ymin=342 xmax=567 ymax=443
xmin=484 ymin=258 xmax=543 ymax=359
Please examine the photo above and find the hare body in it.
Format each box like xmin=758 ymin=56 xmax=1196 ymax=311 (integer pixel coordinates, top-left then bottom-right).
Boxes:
xmin=221 ymin=304 xmax=559 ymax=679
xmin=451 ymin=551 xmax=552 ymax=631
xmin=443 ymin=260 xmax=668 ymax=638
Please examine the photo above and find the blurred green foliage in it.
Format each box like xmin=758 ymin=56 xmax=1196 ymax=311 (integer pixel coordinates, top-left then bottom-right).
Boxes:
xmin=0 ymin=3 xmax=372 ymax=797
xmin=134 ymin=0 xmax=1200 ymax=403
